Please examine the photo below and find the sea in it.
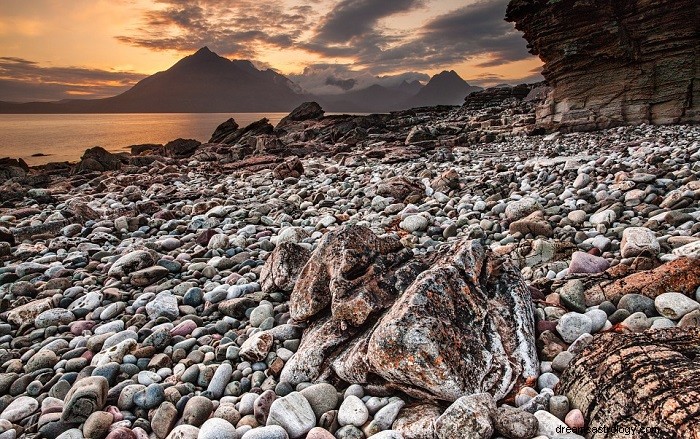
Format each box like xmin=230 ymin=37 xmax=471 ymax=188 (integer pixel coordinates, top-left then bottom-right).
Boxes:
xmin=0 ymin=113 xmax=290 ymax=166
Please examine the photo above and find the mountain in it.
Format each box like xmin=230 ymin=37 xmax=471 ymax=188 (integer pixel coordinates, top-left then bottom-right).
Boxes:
xmin=318 ymin=84 xmax=418 ymax=113
xmin=404 ymin=70 xmax=482 ymax=108
xmin=0 ymin=47 xmax=308 ymax=113
xmin=0 ymin=49 xmax=485 ymax=114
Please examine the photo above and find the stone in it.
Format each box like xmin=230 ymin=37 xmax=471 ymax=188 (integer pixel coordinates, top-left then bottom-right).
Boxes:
xmin=239 ymin=331 xmax=274 ymax=362
xmin=621 ymin=227 xmax=660 ymax=258
xmin=299 ymin=383 xmax=339 ymax=420
xmin=655 ymin=292 xmax=700 ymax=320
xmin=183 ymin=396 xmax=213 ymax=427
xmin=506 ymin=0 xmax=699 ymax=130
xmin=152 ymin=402 xmax=178 ymax=439
xmin=617 ymin=294 xmax=656 ymax=317
xmin=6 ymin=297 xmax=53 ymax=326
xmin=83 ymin=411 xmax=113 ymax=439
xmin=509 ymin=211 xmax=553 ymax=237
xmin=108 ymin=250 xmax=154 ymax=278
xmin=338 ymin=396 xmax=368 ymax=427
xmin=260 ymin=243 xmax=312 ymax=294
xmin=494 ymin=406 xmax=539 ymax=439
xmin=62 ymin=376 xmax=108 ymax=423
xmin=559 ymin=328 xmax=700 ymax=437
xmin=505 ymin=198 xmax=542 ymax=221
xmin=198 ymin=418 xmax=237 ymax=439
xmin=434 ymin=393 xmax=496 ymax=439
xmin=556 ymin=312 xmax=592 ymax=344
xmin=400 ymin=215 xmax=429 ymax=233
xmin=0 ymin=396 xmax=39 ymax=422
xmin=568 ymin=252 xmax=609 ymax=274
xmin=266 ymin=391 xmax=315 ymax=439
xmin=240 ymin=426 xmax=288 ymax=439
xmin=146 ymin=292 xmax=179 ymax=320
xmin=392 ymin=404 xmax=441 ymax=439
xmin=282 ymin=229 xmax=537 ymax=402
xmin=165 ymin=425 xmax=200 ymax=439
xmin=273 ymin=157 xmax=304 ymax=180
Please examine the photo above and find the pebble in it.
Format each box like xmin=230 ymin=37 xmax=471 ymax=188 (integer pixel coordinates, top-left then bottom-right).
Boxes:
xmin=337 ymin=395 xmax=369 ymax=427
xmin=655 ymin=292 xmax=700 ymax=320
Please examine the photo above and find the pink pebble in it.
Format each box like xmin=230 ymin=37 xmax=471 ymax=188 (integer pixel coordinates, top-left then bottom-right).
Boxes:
xmin=565 ymin=409 xmax=585 ymax=430
xmin=170 ymin=320 xmax=197 ymax=336
xmin=105 ymin=406 xmax=123 ymax=422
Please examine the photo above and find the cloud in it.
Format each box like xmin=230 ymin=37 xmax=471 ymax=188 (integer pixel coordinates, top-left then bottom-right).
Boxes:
xmin=288 ymin=63 xmax=429 ymax=95
xmin=0 ymin=57 xmax=146 ymax=102
xmin=315 ymin=0 xmax=425 ymax=43
xmin=116 ymin=0 xmax=312 ymax=59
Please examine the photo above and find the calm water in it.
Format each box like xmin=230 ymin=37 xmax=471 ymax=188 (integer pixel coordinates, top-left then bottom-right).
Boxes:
xmin=0 ymin=113 xmax=288 ymax=166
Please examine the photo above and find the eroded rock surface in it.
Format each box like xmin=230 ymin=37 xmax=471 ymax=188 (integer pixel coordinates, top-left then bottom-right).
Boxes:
xmin=559 ymin=328 xmax=700 ymax=438
xmin=280 ymin=225 xmax=538 ymax=402
xmin=506 ymin=0 xmax=700 ymax=131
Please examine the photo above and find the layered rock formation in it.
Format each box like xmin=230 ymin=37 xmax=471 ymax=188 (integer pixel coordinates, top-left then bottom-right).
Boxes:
xmin=277 ymin=225 xmax=539 ymax=402
xmin=559 ymin=328 xmax=700 ymax=438
xmin=506 ymin=0 xmax=700 ymax=131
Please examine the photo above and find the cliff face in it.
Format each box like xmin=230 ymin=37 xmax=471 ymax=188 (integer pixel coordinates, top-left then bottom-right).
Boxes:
xmin=506 ymin=0 xmax=699 ymax=131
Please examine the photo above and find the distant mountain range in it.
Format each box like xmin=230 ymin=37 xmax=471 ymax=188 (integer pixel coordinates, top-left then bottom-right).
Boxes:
xmin=0 ymin=47 xmax=483 ymax=114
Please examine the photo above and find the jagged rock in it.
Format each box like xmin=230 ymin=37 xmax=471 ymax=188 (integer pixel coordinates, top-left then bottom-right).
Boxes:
xmin=277 ymin=102 xmax=325 ymax=130
xmin=0 ymin=157 xmax=29 ymax=181
xmin=430 ymin=169 xmax=460 ymax=192
xmin=209 ymin=118 xmax=239 ymax=143
xmin=281 ymin=226 xmax=538 ymax=402
xmin=163 ymin=139 xmax=201 ymax=158
xmin=506 ymin=0 xmax=699 ymax=131
xmin=272 ymin=157 xmax=304 ymax=180
xmin=260 ymin=242 xmax=312 ymax=294
xmin=74 ymin=147 xmax=122 ymax=173
xmin=559 ymin=328 xmax=700 ymax=438
xmin=217 ymin=118 xmax=274 ymax=146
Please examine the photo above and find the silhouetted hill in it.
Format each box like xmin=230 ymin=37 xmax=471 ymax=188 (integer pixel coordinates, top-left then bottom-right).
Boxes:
xmin=318 ymin=84 xmax=416 ymax=113
xmin=0 ymin=47 xmax=308 ymax=113
xmin=405 ymin=70 xmax=482 ymax=108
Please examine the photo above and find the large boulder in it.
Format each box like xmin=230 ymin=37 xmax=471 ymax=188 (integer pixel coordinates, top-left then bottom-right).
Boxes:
xmin=209 ymin=118 xmax=239 ymax=143
xmin=74 ymin=147 xmax=122 ymax=173
xmin=281 ymin=226 xmax=538 ymax=402
xmin=559 ymin=328 xmax=700 ymax=437
xmin=506 ymin=0 xmax=699 ymax=131
xmin=276 ymin=102 xmax=325 ymax=131
xmin=163 ymin=138 xmax=201 ymax=158
xmin=0 ymin=157 xmax=29 ymax=181
xmin=260 ymin=242 xmax=312 ymax=294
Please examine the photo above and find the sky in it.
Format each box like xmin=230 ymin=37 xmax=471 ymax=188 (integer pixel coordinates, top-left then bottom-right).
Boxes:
xmin=0 ymin=0 xmax=543 ymax=102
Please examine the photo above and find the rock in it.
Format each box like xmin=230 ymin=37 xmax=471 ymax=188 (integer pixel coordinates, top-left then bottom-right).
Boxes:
xmin=277 ymin=102 xmax=325 ymax=129
xmin=585 ymin=257 xmax=700 ymax=304
xmin=75 ymin=147 xmax=122 ymax=173
xmin=533 ymin=411 xmax=580 ymax=439
xmin=260 ymin=243 xmax=312 ymax=294
xmin=494 ymin=406 xmax=539 ymax=439
xmin=207 ymin=363 xmax=233 ymax=399
xmin=506 ymin=0 xmax=699 ymax=130
xmin=198 ymin=418 xmax=237 ymax=439
xmin=505 ymin=198 xmax=542 ymax=221
xmin=558 ymin=280 xmax=586 ymax=313
xmin=272 ymin=157 xmax=304 ymax=180
xmin=559 ymin=328 xmax=700 ymax=437
xmin=165 ymin=425 xmax=200 ymax=439
xmin=338 ymin=396 xmax=368 ymax=427
xmin=210 ymin=118 xmax=239 ymax=143
xmin=568 ymin=252 xmax=609 ymax=274
xmin=0 ymin=396 xmax=39 ymax=422
xmin=655 ymin=292 xmax=700 ymax=320
xmin=392 ymin=404 xmax=441 ymax=439
xmin=434 ymin=393 xmax=496 ymax=439
xmin=62 ymin=376 xmax=108 ymax=423
xmin=146 ymin=292 xmax=179 ymax=320
xmin=6 ymin=297 xmax=53 ymax=326
xmin=83 ymin=411 xmax=113 ymax=439
xmin=617 ymin=294 xmax=656 ymax=317
xmin=299 ymin=383 xmax=339 ymax=420
xmin=509 ymin=211 xmax=553 ymax=237
xmin=239 ymin=331 xmax=274 ymax=362
xmin=108 ymin=250 xmax=154 ymax=278
xmin=305 ymin=428 xmax=334 ymax=439
xmin=556 ymin=313 xmax=592 ymax=344
xmin=164 ymin=138 xmax=201 ymax=158
xmin=374 ymin=177 xmax=424 ymax=204
xmin=282 ymin=228 xmax=538 ymax=402
xmin=400 ymin=215 xmax=429 ymax=233
xmin=620 ymin=227 xmax=660 ymax=258
xmin=266 ymin=391 xmax=315 ymax=439
xmin=152 ymin=402 xmax=178 ymax=439
xmin=183 ymin=396 xmax=213 ymax=427
xmin=240 ymin=426 xmax=288 ymax=439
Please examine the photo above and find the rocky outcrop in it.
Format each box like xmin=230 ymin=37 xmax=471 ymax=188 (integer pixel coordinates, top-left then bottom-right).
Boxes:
xmin=73 ymin=147 xmax=123 ymax=173
xmin=278 ymin=226 xmax=538 ymax=402
xmin=163 ymin=138 xmax=201 ymax=158
xmin=0 ymin=157 xmax=29 ymax=182
xmin=276 ymin=102 xmax=325 ymax=131
xmin=559 ymin=328 xmax=700 ymax=438
xmin=506 ymin=0 xmax=700 ymax=131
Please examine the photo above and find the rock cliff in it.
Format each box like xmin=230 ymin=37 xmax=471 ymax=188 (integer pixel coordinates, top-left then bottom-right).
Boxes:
xmin=506 ymin=0 xmax=700 ymax=131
